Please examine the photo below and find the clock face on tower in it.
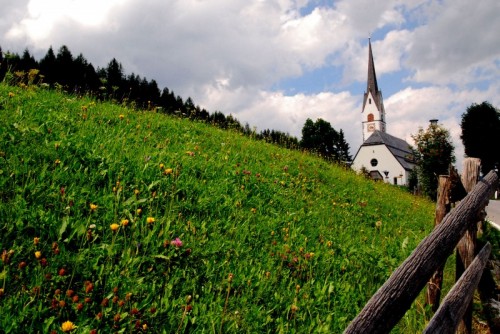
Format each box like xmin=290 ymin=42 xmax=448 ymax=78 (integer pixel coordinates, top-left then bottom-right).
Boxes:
xmin=367 ymin=123 xmax=375 ymax=132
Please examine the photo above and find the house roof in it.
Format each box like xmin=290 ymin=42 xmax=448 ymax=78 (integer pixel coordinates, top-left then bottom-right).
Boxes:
xmin=361 ymin=130 xmax=416 ymax=171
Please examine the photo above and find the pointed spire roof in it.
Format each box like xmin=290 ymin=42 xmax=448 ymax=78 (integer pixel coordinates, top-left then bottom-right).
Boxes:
xmin=363 ymin=39 xmax=383 ymax=112
xmin=367 ymin=39 xmax=379 ymax=96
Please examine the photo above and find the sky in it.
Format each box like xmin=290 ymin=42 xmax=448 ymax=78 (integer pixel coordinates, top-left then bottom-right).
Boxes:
xmin=1 ymin=0 xmax=499 ymax=170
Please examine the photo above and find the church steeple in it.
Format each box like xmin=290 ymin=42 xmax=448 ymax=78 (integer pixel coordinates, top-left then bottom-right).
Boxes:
xmin=361 ymin=38 xmax=386 ymax=141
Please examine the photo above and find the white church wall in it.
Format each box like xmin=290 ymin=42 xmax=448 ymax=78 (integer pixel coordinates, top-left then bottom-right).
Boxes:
xmin=352 ymin=145 xmax=408 ymax=185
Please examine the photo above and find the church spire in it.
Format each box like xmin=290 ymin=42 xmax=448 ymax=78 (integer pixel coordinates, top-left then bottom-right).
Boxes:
xmin=365 ymin=38 xmax=381 ymax=111
xmin=361 ymin=38 xmax=386 ymax=141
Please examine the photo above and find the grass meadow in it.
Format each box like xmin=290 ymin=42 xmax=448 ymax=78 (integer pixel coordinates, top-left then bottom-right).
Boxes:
xmin=0 ymin=82 xmax=440 ymax=333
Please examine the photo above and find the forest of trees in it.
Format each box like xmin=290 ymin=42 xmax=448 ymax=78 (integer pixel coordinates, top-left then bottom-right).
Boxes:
xmin=0 ymin=45 xmax=309 ymax=151
xmin=0 ymin=45 xmax=354 ymax=163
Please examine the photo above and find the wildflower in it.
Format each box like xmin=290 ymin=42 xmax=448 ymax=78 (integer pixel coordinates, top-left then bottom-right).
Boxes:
xmin=136 ymin=208 xmax=142 ymax=215
xmin=251 ymin=208 xmax=257 ymax=214
xmin=0 ymin=288 xmax=4 ymax=297
xmin=35 ymin=251 xmax=42 ymax=259
xmin=61 ymin=320 xmax=77 ymax=332
xmin=40 ymin=258 xmax=48 ymax=266
xmin=228 ymin=273 xmax=234 ymax=283
xmin=291 ymin=304 xmax=298 ymax=313
xmin=375 ymin=221 xmax=382 ymax=229
xmin=18 ymin=261 xmax=27 ymax=269
xmin=142 ymin=323 xmax=148 ymax=331
xmin=54 ymin=159 xmax=61 ymax=165
xmin=146 ymin=217 xmax=155 ymax=224
xmin=134 ymin=189 xmax=140 ymax=196
xmin=159 ymin=163 xmax=164 ymax=169
xmin=55 ymin=142 xmax=60 ymax=150
xmin=8 ymin=92 xmax=15 ymax=98
xmin=170 ymin=237 xmax=183 ymax=247
xmin=186 ymin=151 xmax=195 ymax=156
xmin=113 ymin=313 xmax=121 ymax=322
xmin=121 ymin=219 xmax=129 ymax=227
xmin=76 ymin=303 xmax=83 ymax=311
xmin=110 ymin=223 xmax=120 ymax=232
xmin=326 ymin=240 xmax=333 ymax=247
xmin=58 ymin=268 xmax=67 ymax=276
xmin=119 ymin=114 xmax=125 ymax=120
xmin=164 ymin=168 xmax=173 ymax=175
xmin=89 ymin=203 xmax=98 ymax=212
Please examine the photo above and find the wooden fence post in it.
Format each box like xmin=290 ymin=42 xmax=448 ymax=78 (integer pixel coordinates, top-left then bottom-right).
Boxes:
xmin=456 ymin=158 xmax=481 ymax=334
xmin=423 ymin=243 xmax=491 ymax=334
xmin=343 ymin=171 xmax=497 ymax=334
xmin=426 ymin=175 xmax=451 ymax=311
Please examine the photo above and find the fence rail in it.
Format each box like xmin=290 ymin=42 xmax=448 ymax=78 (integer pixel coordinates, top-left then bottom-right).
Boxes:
xmin=344 ymin=170 xmax=498 ymax=334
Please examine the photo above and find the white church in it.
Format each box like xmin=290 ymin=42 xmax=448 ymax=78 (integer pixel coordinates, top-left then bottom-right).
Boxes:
xmin=351 ymin=40 xmax=416 ymax=186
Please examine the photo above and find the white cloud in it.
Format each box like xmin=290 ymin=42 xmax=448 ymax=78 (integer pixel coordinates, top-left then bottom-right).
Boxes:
xmin=405 ymin=0 xmax=500 ymax=85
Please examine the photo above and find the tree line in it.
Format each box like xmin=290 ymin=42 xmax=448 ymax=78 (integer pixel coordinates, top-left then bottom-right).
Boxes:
xmin=410 ymin=102 xmax=499 ymax=200
xmin=0 ymin=45 xmax=351 ymax=163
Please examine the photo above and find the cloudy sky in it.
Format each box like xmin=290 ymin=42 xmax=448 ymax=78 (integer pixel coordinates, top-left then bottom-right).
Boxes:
xmin=2 ymin=0 xmax=499 ymax=168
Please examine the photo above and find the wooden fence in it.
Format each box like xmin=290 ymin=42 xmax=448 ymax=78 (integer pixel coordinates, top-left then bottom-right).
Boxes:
xmin=344 ymin=169 xmax=498 ymax=334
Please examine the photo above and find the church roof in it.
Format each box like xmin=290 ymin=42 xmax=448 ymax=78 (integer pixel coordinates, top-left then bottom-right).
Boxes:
xmin=362 ymin=40 xmax=383 ymax=112
xmin=361 ymin=131 xmax=415 ymax=171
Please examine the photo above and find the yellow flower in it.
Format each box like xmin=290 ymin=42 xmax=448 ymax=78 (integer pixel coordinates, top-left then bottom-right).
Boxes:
xmin=8 ymin=92 xmax=15 ymax=98
xmin=119 ymin=114 xmax=125 ymax=120
xmin=33 ymin=237 xmax=40 ymax=245
xmin=54 ymin=159 xmax=61 ymax=165
xmin=35 ymin=251 xmax=42 ymax=259
xmin=146 ymin=217 xmax=155 ymax=224
xmin=164 ymin=168 xmax=173 ymax=175
xmin=375 ymin=221 xmax=382 ymax=229
xmin=61 ymin=320 xmax=77 ymax=332
xmin=110 ymin=223 xmax=119 ymax=232
xmin=134 ymin=189 xmax=140 ymax=196
xmin=121 ymin=219 xmax=129 ymax=227
xmin=136 ymin=208 xmax=142 ymax=215
xmin=159 ymin=163 xmax=165 ymax=169
xmin=90 ymin=204 xmax=98 ymax=212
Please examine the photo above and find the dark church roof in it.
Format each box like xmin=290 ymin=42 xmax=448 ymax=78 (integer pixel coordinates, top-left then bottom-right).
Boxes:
xmin=362 ymin=130 xmax=416 ymax=171
xmin=362 ymin=40 xmax=384 ymax=112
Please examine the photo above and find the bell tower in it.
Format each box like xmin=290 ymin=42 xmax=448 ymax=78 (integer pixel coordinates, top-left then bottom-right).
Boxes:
xmin=361 ymin=39 xmax=386 ymax=141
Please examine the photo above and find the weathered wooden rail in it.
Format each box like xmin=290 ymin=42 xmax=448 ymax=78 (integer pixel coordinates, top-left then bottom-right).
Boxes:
xmin=344 ymin=170 xmax=498 ymax=334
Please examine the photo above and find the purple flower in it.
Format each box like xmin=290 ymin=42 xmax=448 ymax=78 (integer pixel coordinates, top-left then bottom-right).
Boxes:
xmin=170 ymin=238 xmax=183 ymax=248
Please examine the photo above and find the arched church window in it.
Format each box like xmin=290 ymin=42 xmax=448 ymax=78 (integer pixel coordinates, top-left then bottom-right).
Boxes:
xmin=370 ymin=159 xmax=378 ymax=167
xmin=369 ymin=98 xmax=372 ymax=104
xmin=367 ymin=113 xmax=374 ymax=122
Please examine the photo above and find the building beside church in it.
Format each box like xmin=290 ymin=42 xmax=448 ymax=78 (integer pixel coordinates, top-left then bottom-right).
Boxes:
xmin=351 ymin=40 xmax=416 ymax=185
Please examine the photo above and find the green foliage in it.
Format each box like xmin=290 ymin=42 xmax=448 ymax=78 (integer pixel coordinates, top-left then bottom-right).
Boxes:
xmin=0 ymin=83 xmax=437 ymax=333
xmin=412 ymin=122 xmax=455 ymax=200
xmin=300 ymin=118 xmax=351 ymax=163
xmin=460 ymin=101 xmax=500 ymax=174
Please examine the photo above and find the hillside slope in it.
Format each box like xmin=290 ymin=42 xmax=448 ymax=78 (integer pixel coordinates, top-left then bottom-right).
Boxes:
xmin=0 ymin=83 xmax=435 ymax=333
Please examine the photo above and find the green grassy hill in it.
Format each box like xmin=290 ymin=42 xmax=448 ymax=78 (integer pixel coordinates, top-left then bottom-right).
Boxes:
xmin=0 ymin=83 xmax=436 ymax=333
